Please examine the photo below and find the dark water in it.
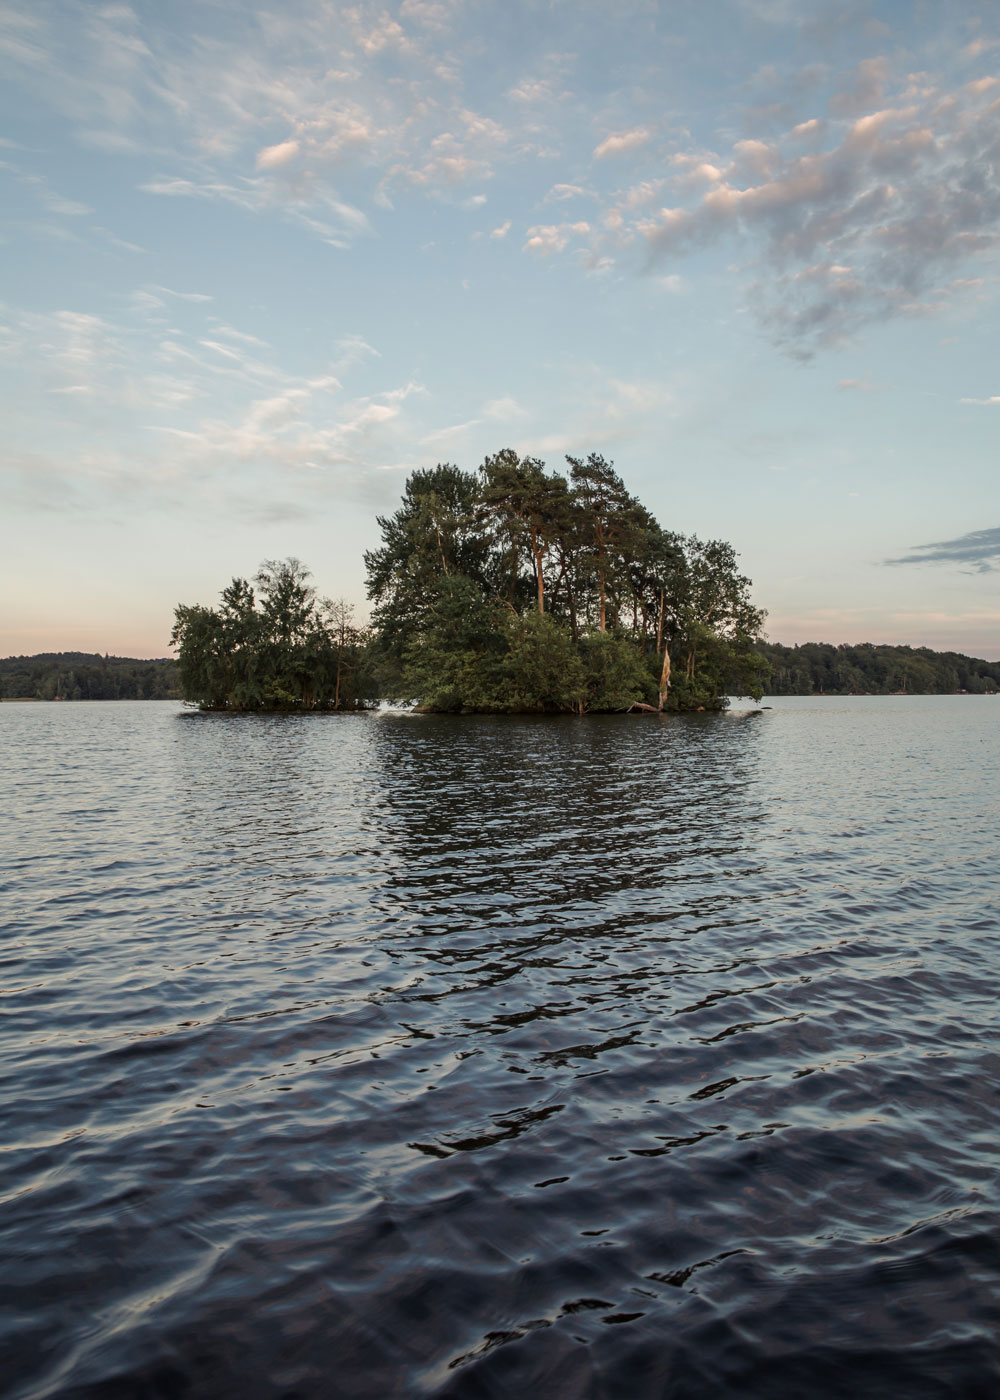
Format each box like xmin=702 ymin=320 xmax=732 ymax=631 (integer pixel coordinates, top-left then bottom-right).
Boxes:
xmin=2 ymin=697 xmax=999 ymax=1399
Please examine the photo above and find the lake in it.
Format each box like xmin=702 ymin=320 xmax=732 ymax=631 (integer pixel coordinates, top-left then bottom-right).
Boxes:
xmin=2 ymin=696 xmax=999 ymax=1398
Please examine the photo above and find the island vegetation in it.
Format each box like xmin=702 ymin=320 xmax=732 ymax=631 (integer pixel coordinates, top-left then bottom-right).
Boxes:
xmin=363 ymin=452 xmax=767 ymax=713
xmin=170 ymin=450 xmax=767 ymax=712
xmin=169 ymin=558 xmax=373 ymax=712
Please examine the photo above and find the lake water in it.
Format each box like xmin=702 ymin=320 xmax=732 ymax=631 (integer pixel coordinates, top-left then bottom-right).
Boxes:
xmin=2 ymin=696 xmax=999 ymax=1398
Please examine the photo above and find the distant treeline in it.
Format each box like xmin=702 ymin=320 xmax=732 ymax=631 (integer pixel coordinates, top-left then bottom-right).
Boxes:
xmin=756 ymin=641 xmax=999 ymax=695
xmin=4 ymin=640 xmax=997 ymax=703
xmin=0 ymin=653 xmax=179 ymax=701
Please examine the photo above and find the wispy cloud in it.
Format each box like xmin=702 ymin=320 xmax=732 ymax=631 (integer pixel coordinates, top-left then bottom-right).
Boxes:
xmin=3 ymin=1 xmax=1000 ymax=361
xmin=0 ymin=296 xmax=427 ymax=514
xmin=419 ymin=418 xmax=481 ymax=447
xmin=616 ymin=74 xmax=1000 ymax=353
xmin=256 ymin=139 xmax=300 ymax=170
xmin=482 ymin=396 xmax=525 ymax=419
xmin=0 ymin=0 xmax=532 ymax=234
xmin=886 ymin=526 xmax=1000 ymax=572
xmin=594 ymin=127 xmax=650 ymax=160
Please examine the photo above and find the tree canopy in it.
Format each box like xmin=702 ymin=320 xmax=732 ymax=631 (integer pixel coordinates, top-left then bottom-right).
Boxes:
xmin=756 ymin=640 xmax=1000 ymax=695
xmin=365 ymin=449 xmax=767 ymax=712
xmin=168 ymin=449 xmax=770 ymax=714
xmin=170 ymin=559 xmax=372 ymax=711
xmin=0 ymin=653 xmax=178 ymax=701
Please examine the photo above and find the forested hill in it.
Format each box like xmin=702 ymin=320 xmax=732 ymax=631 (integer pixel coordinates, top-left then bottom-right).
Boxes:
xmin=0 ymin=653 xmax=179 ymax=700
xmin=757 ymin=641 xmax=999 ymax=695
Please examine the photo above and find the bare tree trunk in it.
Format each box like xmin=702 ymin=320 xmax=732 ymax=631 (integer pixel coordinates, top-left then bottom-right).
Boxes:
xmin=435 ymin=523 xmax=449 ymax=576
xmin=658 ymin=643 xmax=671 ymax=711
xmin=529 ymin=527 xmax=545 ymax=614
xmin=656 ymin=588 xmax=665 ymax=654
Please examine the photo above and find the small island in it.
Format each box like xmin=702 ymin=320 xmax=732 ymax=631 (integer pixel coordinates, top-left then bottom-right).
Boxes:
xmin=170 ymin=450 xmax=767 ymax=714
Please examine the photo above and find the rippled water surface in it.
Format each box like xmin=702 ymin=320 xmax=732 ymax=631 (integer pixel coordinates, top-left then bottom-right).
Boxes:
xmin=3 ymin=697 xmax=999 ymax=1398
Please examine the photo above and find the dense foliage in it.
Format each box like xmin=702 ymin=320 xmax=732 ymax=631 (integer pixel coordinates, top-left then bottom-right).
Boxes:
xmin=170 ymin=559 xmax=373 ymax=711
xmin=757 ymin=640 xmax=1000 ymax=695
xmin=0 ymin=653 xmax=178 ymax=701
xmin=365 ymin=451 xmax=767 ymax=712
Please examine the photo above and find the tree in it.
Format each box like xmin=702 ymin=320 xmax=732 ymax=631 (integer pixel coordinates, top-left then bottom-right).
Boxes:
xmin=566 ymin=453 xmax=646 ymax=632
xmin=479 ymin=449 xmax=573 ymax=616
xmin=365 ymin=453 xmax=768 ymax=712
xmin=661 ymin=537 xmax=767 ymax=707
xmin=364 ymin=464 xmax=489 ymax=660
xmin=171 ymin=560 xmax=373 ymax=711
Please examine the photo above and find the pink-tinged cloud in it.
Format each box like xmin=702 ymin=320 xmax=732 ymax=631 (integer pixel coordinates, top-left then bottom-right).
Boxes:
xmin=632 ymin=84 xmax=1000 ymax=353
xmin=594 ymin=127 xmax=650 ymax=160
xmin=256 ymin=140 xmax=300 ymax=170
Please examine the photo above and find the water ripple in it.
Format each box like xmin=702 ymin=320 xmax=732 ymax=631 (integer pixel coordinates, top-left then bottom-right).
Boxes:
xmin=1 ymin=697 xmax=999 ymax=1398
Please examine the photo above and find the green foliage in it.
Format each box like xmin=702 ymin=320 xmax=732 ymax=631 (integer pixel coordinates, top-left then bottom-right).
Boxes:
xmin=0 ymin=653 xmax=179 ymax=700
xmin=756 ymin=640 xmax=1000 ymax=695
xmin=400 ymin=577 xmax=505 ymax=712
xmin=366 ymin=447 xmax=769 ymax=712
xmin=170 ymin=560 xmax=374 ymax=711
xmin=364 ymin=465 xmax=493 ymax=660
xmin=579 ymin=630 xmax=651 ymax=713
xmin=499 ymin=611 xmax=586 ymax=712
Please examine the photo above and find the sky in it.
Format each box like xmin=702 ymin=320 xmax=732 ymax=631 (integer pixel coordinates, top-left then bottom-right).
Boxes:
xmin=1 ymin=0 xmax=999 ymax=660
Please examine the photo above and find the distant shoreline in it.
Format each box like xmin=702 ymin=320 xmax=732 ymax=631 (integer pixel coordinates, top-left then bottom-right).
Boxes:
xmin=2 ymin=643 xmax=998 ymax=704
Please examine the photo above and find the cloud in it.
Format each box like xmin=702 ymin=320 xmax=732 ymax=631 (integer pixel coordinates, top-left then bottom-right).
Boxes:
xmin=789 ymin=118 xmax=825 ymax=140
xmin=960 ymin=394 xmax=1000 ymax=405
xmin=962 ymin=37 xmax=999 ymax=61
xmin=398 ymin=1 xmax=453 ymax=28
xmin=507 ymin=77 xmax=561 ymax=104
xmin=256 ymin=139 xmax=300 ymax=170
xmin=139 ymin=172 xmax=372 ymax=247
xmin=829 ymin=57 xmax=890 ymax=117
xmin=482 ymin=396 xmax=524 ymax=419
xmin=0 ymin=0 xmax=522 ymax=234
xmin=523 ymin=220 xmax=591 ymax=254
xmin=210 ymin=323 xmax=270 ymax=348
xmin=0 ymin=157 xmax=95 ymax=223
xmin=594 ymin=127 xmax=650 ymax=160
xmin=0 ymin=294 xmax=428 ymax=519
xmin=886 ymin=526 xmax=1000 ymax=572
xmin=419 ymin=418 xmax=481 ymax=446
xmin=545 ymin=183 xmax=593 ymax=202
xmin=5 ymin=0 xmax=1000 ymax=362
xmin=627 ymin=78 xmax=1000 ymax=353
xmin=331 ymin=335 xmax=380 ymax=371
xmin=490 ymin=219 xmax=511 ymax=239
xmin=604 ymin=377 xmax=673 ymax=417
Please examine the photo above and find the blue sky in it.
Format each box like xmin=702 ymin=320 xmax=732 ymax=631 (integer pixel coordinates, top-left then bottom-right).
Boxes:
xmin=2 ymin=0 xmax=999 ymax=659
